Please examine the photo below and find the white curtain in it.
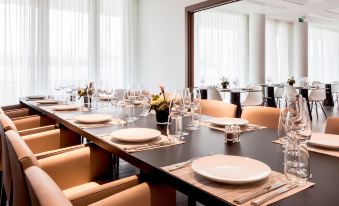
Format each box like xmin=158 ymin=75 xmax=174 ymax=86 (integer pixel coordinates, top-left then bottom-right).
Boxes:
xmin=0 ymin=0 xmax=138 ymax=105
xmin=194 ymin=10 xmax=248 ymax=87
xmin=265 ymin=19 xmax=293 ymax=84
xmin=309 ymin=25 xmax=339 ymax=83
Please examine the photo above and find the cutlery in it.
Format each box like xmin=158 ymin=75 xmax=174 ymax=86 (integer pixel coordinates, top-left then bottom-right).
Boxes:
xmin=233 ymin=181 xmax=287 ymax=204
xmin=124 ymin=141 xmax=170 ymax=151
xmin=168 ymin=157 xmax=201 ymax=172
xmin=251 ymin=184 xmax=298 ymax=206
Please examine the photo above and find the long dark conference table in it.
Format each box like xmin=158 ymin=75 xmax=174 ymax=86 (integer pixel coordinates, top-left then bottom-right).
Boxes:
xmin=19 ymin=99 xmax=339 ymax=206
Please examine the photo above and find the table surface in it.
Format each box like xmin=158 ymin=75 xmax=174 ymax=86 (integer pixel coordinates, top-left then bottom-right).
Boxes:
xmin=20 ymin=99 xmax=339 ymax=206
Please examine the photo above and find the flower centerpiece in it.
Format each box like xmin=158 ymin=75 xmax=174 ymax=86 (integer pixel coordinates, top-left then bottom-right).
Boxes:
xmin=220 ymin=77 xmax=229 ymax=89
xmin=77 ymin=82 xmax=94 ymax=107
xmin=287 ymin=77 xmax=295 ymax=86
xmin=150 ymin=85 xmax=170 ymax=124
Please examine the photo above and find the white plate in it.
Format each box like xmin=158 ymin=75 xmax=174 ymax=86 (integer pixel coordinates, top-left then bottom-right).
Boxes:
xmin=51 ymin=105 xmax=79 ymax=111
xmin=26 ymin=95 xmax=45 ymax=99
xmin=308 ymin=133 xmax=339 ymax=149
xmin=133 ymin=100 xmax=143 ymax=105
xmin=111 ymin=128 xmax=161 ymax=143
xmin=209 ymin=117 xmax=249 ymax=126
xmin=73 ymin=114 xmax=112 ymax=124
xmin=191 ymin=155 xmax=271 ymax=184
xmin=36 ymin=99 xmax=59 ymax=104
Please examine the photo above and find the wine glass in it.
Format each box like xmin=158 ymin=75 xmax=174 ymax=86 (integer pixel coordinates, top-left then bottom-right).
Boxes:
xmin=140 ymin=86 xmax=151 ymax=117
xmin=187 ymin=88 xmax=201 ymax=131
xmin=167 ymin=93 xmax=185 ymax=142
xmin=123 ymin=89 xmax=139 ymax=122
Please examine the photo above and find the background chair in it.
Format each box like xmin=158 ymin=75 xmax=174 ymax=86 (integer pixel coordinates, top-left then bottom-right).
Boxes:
xmin=241 ymin=85 xmax=263 ymax=106
xmin=241 ymin=106 xmax=280 ymax=129
xmin=199 ymin=99 xmax=237 ymax=118
xmin=24 ymin=166 xmax=175 ymax=206
xmin=309 ymin=82 xmax=327 ymax=119
xmin=283 ymin=85 xmax=298 ymax=101
xmin=325 ymin=117 xmax=339 ymax=135
xmin=274 ymin=87 xmax=284 ymax=107
xmin=207 ymin=87 xmax=223 ymax=101
xmin=331 ymin=81 xmax=339 ymax=104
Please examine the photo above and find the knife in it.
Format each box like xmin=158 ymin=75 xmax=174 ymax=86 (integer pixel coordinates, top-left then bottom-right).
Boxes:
xmin=251 ymin=184 xmax=298 ymax=206
xmin=233 ymin=181 xmax=287 ymax=204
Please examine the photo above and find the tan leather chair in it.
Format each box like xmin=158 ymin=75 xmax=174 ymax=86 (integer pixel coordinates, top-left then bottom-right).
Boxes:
xmin=325 ymin=117 xmax=339 ymax=135
xmin=200 ymin=99 xmax=237 ymax=118
xmin=241 ymin=106 xmax=280 ymax=129
xmin=5 ymin=130 xmax=147 ymax=206
xmin=25 ymin=166 xmax=175 ymax=206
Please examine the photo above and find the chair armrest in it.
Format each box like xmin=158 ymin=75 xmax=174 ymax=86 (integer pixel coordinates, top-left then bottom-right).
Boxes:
xmin=39 ymin=145 xmax=113 ymax=190
xmin=89 ymin=183 xmax=175 ymax=206
xmin=35 ymin=144 xmax=88 ymax=160
xmin=1 ymin=104 xmax=26 ymax=111
xmin=23 ymin=128 xmax=81 ymax=154
xmin=19 ymin=125 xmax=57 ymax=136
xmin=68 ymin=175 xmax=139 ymax=206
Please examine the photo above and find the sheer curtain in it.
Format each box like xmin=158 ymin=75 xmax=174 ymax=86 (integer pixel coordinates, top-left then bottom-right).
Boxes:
xmin=0 ymin=0 xmax=138 ymax=105
xmin=309 ymin=25 xmax=339 ymax=83
xmin=265 ymin=19 xmax=293 ymax=83
xmin=194 ymin=10 xmax=248 ymax=87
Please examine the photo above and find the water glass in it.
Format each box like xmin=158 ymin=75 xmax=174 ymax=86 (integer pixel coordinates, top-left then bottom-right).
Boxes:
xmin=167 ymin=111 xmax=182 ymax=143
xmin=284 ymin=143 xmax=310 ymax=186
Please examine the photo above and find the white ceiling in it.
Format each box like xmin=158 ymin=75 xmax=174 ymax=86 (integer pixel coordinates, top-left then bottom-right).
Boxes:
xmin=215 ymin=0 xmax=339 ymax=29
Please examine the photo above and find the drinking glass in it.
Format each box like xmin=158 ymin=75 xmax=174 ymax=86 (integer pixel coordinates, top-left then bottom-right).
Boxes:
xmin=284 ymin=143 xmax=310 ymax=186
xmin=278 ymin=108 xmax=288 ymax=147
xmin=232 ymin=77 xmax=240 ymax=91
xmin=167 ymin=99 xmax=183 ymax=143
xmin=123 ymin=89 xmax=139 ymax=122
xmin=140 ymin=87 xmax=151 ymax=117
xmin=187 ymin=88 xmax=201 ymax=131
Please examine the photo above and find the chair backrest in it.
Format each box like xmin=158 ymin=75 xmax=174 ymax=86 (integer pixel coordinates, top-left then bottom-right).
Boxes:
xmin=283 ymin=85 xmax=298 ymax=100
xmin=200 ymin=99 xmax=237 ymax=118
xmin=331 ymin=81 xmax=339 ymax=93
xmin=309 ymin=83 xmax=326 ymax=101
xmin=274 ymin=87 xmax=284 ymax=98
xmin=0 ymin=107 xmax=4 ymax=114
xmin=5 ymin=130 xmax=39 ymax=206
xmin=0 ymin=115 xmax=19 ymax=202
xmin=242 ymin=85 xmax=263 ymax=106
xmin=241 ymin=106 xmax=280 ymax=129
xmin=207 ymin=87 xmax=223 ymax=101
xmin=325 ymin=117 xmax=339 ymax=135
xmin=25 ymin=166 xmax=72 ymax=206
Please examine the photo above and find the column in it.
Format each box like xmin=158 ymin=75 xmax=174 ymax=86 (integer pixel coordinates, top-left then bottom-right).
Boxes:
xmin=293 ymin=22 xmax=308 ymax=79
xmin=249 ymin=14 xmax=266 ymax=84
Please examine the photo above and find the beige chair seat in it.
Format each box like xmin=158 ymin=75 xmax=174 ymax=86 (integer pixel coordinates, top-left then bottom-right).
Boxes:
xmin=4 ymin=130 xmax=141 ymax=206
xmin=25 ymin=166 xmax=175 ymax=206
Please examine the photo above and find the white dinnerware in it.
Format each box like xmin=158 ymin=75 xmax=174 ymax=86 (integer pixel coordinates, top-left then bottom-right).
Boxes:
xmin=50 ymin=105 xmax=79 ymax=111
xmin=26 ymin=95 xmax=45 ymax=100
xmin=191 ymin=154 xmax=271 ymax=184
xmin=209 ymin=117 xmax=249 ymax=127
xmin=308 ymin=133 xmax=339 ymax=149
xmin=73 ymin=114 xmax=112 ymax=124
xmin=111 ymin=128 xmax=161 ymax=143
xmin=36 ymin=99 xmax=59 ymax=104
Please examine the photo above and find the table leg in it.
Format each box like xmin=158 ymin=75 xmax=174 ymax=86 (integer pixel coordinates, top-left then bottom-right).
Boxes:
xmin=230 ymin=92 xmax=241 ymax=118
xmin=324 ymin=84 xmax=334 ymax=106
xmin=200 ymin=89 xmax=207 ymax=100
xmin=266 ymin=86 xmax=277 ymax=107
xmin=299 ymin=89 xmax=312 ymax=121
xmin=188 ymin=196 xmax=196 ymax=206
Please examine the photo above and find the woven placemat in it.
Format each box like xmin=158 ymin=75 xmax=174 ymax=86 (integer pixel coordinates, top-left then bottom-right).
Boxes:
xmin=162 ymin=160 xmax=314 ymax=206
xmin=273 ymin=139 xmax=339 ymax=158
xmin=200 ymin=121 xmax=266 ymax=133
xmin=98 ymin=134 xmax=185 ymax=153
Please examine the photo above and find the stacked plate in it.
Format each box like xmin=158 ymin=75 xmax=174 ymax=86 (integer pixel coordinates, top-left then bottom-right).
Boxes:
xmin=111 ymin=128 xmax=161 ymax=143
xmin=308 ymin=133 xmax=339 ymax=149
xmin=26 ymin=95 xmax=45 ymax=100
xmin=36 ymin=99 xmax=59 ymax=104
xmin=73 ymin=114 xmax=112 ymax=124
xmin=192 ymin=155 xmax=271 ymax=184
xmin=209 ymin=117 xmax=249 ymax=127
xmin=51 ymin=105 xmax=79 ymax=111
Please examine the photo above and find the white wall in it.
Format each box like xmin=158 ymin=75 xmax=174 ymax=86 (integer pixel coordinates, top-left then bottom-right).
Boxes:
xmin=138 ymin=0 xmax=205 ymax=92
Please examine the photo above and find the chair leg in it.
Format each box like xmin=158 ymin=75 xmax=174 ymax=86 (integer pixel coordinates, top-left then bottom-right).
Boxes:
xmin=0 ymin=184 xmax=6 ymax=206
xmin=320 ymin=103 xmax=327 ymax=119
xmin=315 ymin=102 xmax=319 ymax=120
